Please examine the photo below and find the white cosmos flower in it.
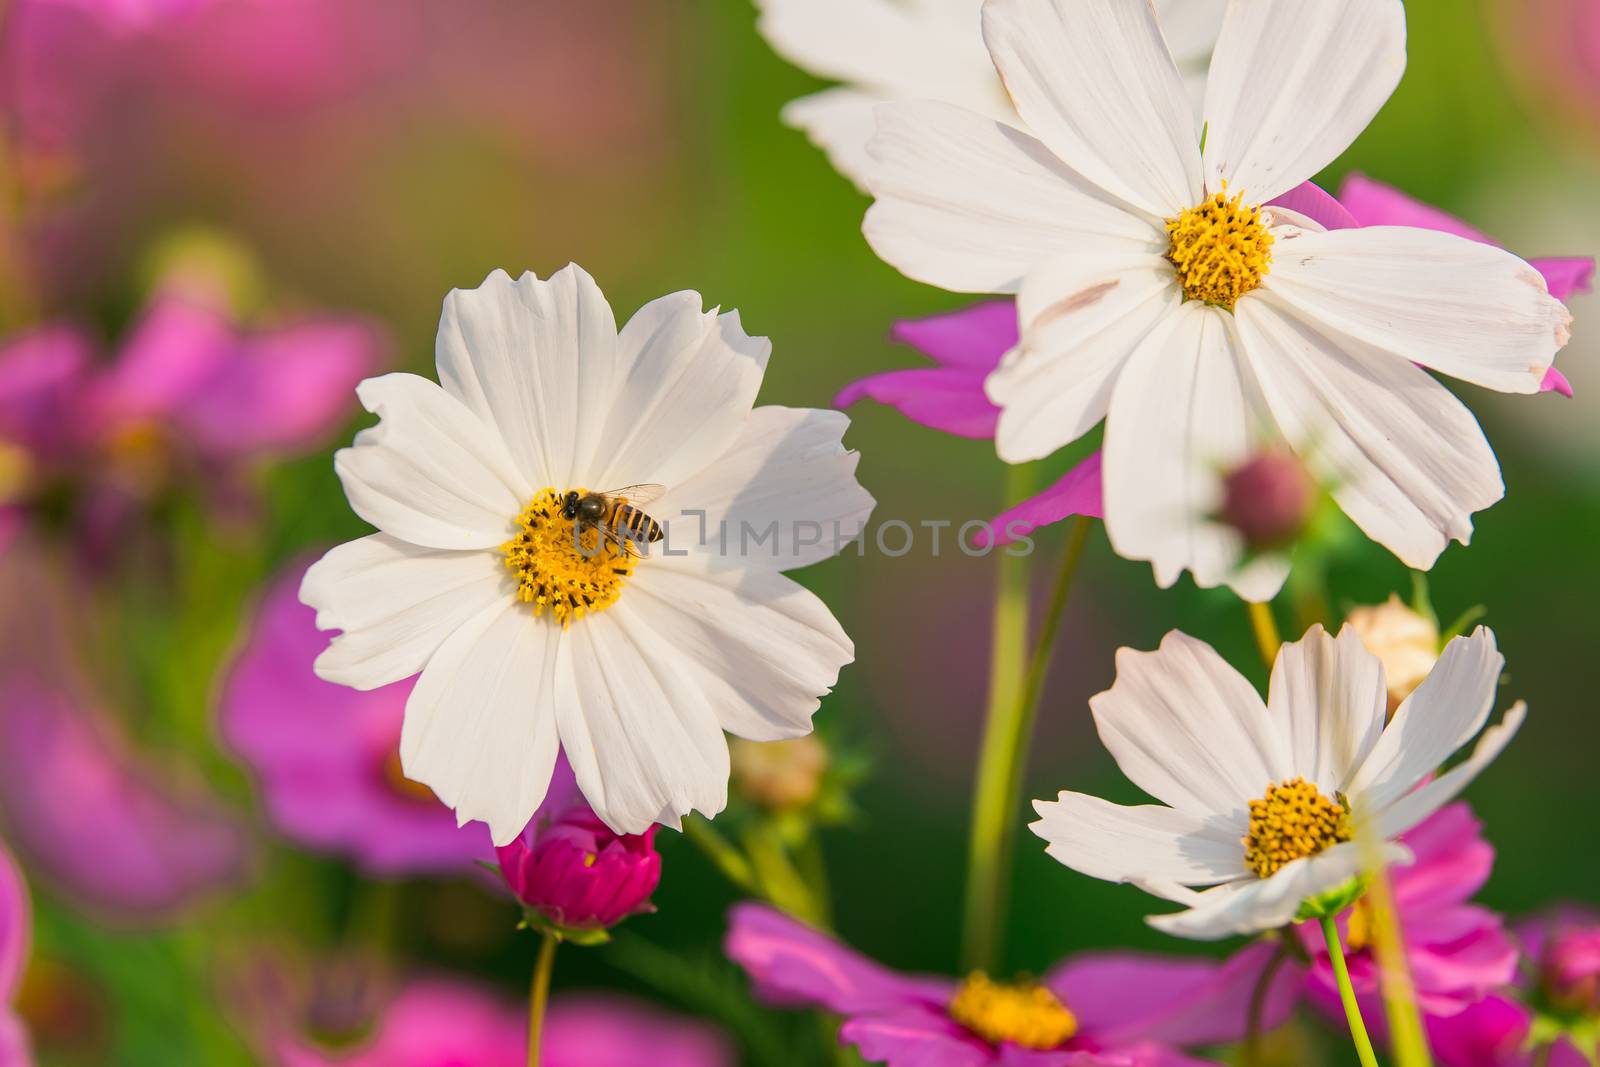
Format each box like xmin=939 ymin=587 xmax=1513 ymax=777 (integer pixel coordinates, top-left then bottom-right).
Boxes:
xmin=300 ymin=266 xmax=875 ymax=844
xmin=756 ymin=0 xmax=1224 ymax=190
xmin=863 ymin=0 xmax=1573 ymax=602
xmin=1031 ymin=624 xmax=1525 ymax=940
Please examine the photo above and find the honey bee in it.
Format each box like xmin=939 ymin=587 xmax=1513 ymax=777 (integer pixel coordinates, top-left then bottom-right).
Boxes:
xmin=562 ymin=484 xmax=666 ymax=556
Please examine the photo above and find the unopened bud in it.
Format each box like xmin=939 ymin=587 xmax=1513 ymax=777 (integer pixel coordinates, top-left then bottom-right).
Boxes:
xmin=1547 ymin=926 xmax=1600 ymax=1016
xmin=1220 ymin=450 xmax=1315 ymax=551
xmin=730 ymin=737 xmax=829 ymax=811
xmin=495 ymin=808 xmax=660 ymax=934
xmin=1346 ymin=595 xmax=1439 ymax=714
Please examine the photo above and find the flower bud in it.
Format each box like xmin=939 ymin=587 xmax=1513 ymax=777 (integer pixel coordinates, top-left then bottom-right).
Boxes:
xmin=1345 ymin=595 xmax=1439 ymax=714
xmin=1546 ymin=926 xmax=1600 ymax=1016
xmin=495 ymin=808 xmax=660 ymax=934
xmin=1220 ymin=450 xmax=1315 ymax=551
xmin=730 ymin=737 xmax=829 ymax=811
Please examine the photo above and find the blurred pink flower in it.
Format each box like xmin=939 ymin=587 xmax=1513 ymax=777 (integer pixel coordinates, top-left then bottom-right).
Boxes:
xmin=0 ymin=673 xmax=249 ymax=921
xmin=276 ymin=979 xmax=734 ymax=1067
xmin=1295 ymin=803 xmax=1519 ymax=1018
xmin=725 ymin=902 xmax=1296 ymax=1066
xmin=221 ymin=561 xmax=491 ymax=877
xmin=495 ymin=799 xmax=661 ymax=934
xmin=838 ymin=175 xmax=1591 ymax=547
xmin=1425 ymin=995 xmax=1589 ymax=1067
xmin=1525 ymin=908 xmax=1600 ymax=1016
xmin=0 ymin=839 xmax=32 ymax=1067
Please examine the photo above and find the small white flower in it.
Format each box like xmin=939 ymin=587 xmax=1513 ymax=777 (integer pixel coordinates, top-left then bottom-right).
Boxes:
xmin=1031 ymin=624 xmax=1524 ymax=940
xmin=756 ymin=0 xmax=1223 ymax=190
xmin=863 ymin=0 xmax=1572 ymax=600
xmin=301 ymin=266 xmax=875 ymax=844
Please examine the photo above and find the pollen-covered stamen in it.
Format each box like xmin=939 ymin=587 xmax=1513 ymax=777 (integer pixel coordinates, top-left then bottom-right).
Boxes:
xmin=1243 ymin=776 xmax=1352 ymax=879
xmin=948 ymin=972 xmax=1078 ymax=1051
xmin=1166 ymin=190 xmax=1274 ymax=310
xmin=501 ymin=488 xmax=634 ymax=626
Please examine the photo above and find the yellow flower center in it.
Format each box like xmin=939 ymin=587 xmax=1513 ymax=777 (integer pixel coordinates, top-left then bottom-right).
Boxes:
xmin=501 ymin=488 xmax=635 ymax=625
xmin=1244 ymin=777 xmax=1352 ymax=878
xmin=1165 ymin=190 xmax=1274 ymax=309
xmin=948 ymin=973 xmax=1078 ymax=1051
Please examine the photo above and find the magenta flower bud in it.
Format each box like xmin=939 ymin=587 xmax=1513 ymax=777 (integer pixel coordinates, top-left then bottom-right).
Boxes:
xmin=495 ymin=808 xmax=661 ymax=934
xmin=1220 ymin=449 xmax=1315 ymax=551
xmin=1546 ymin=926 xmax=1600 ymax=1015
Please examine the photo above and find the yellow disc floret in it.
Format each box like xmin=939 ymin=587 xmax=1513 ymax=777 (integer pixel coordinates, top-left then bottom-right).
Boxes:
xmin=1166 ymin=190 xmax=1274 ymax=309
xmin=501 ymin=488 xmax=634 ymax=626
xmin=948 ymin=973 xmax=1078 ymax=1051
xmin=1243 ymin=776 xmax=1352 ymax=879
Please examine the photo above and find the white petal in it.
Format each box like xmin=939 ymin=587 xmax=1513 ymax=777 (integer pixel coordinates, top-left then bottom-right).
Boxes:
xmin=982 ymin=0 xmax=1202 ymax=217
xmin=301 ymin=535 xmax=507 ymax=690
xmin=1031 ymin=791 xmax=1247 ymax=885
xmin=1376 ymin=702 xmax=1526 ymax=838
xmin=1348 ymin=627 xmax=1505 ymax=812
xmin=1267 ymin=624 xmax=1386 ymax=795
xmin=590 ymin=296 xmax=769 ymax=491
xmin=1235 ymin=293 xmax=1504 ymax=572
xmin=863 ymin=100 xmax=1157 ymax=294
xmin=622 ymin=561 xmax=853 ymax=742
xmin=1202 ymin=0 xmax=1405 ymax=203
xmin=655 ymin=405 xmax=876 ymax=570
xmin=1091 ymin=631 xmax=1288 ymax=820
xmin=1102 ymin=302 xmax=1289 ymax=597
xmin=435 ymin=265 xmax=620 ymax=490
xmin=1146 ymin=840 xmax=1407 ymax=940
xmin=555 ymin=606 xmax=730 ymax=835
xmin=1265 ymin=225 xmax=1571 ymax=393
xmin=781 ymin=88 xmax=886 ymax=193
xmin=334 ymin=373 xmax=530 ymax=550
xmin=1157 ymin=0 xmax=1227 ymax=68
xmin=399 ymin=600 xmax=561 ymax=846
xmin=987 ymin=250 xmax=1178 ymax=462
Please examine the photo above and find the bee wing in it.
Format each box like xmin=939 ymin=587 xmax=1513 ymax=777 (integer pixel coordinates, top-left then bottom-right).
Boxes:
xmin=596 ymin=522 xmax=650 ymax=558
xmin=599 ymin=483 xmax=666 ymax=507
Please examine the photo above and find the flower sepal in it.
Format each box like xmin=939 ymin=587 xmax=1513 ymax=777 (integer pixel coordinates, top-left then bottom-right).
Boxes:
xmin=514 ymin=905 xmax=631 ymax=948
xmin=1295 ymin=874 xmax=1371 ymax=924
xmin=1525 ymin=1013 xmax=1600 ymax=1067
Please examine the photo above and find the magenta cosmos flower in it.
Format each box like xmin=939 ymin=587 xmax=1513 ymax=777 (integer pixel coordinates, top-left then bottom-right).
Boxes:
xmin=495 ymin=790 xmax=661 ymax=935
xmin=276 ymin=979 xmax=734 ymax=1067
xmin=0 ymin=672 xmax=248 ymax=920
xmin=221 ymin=561 xmax=491 ymax=877
xmin=836 ymin=175 xmax=1593 ymax=550
xmin=1292 ymin=802 xmax=1518 ymax=1017
xmin=1424 ymin=995 xmax=1590 ymax=1067
xmin=0 ymin=839 xmax=32 ymax=1066
xmin=725 ymin=902 xmax=1296 ymax=1066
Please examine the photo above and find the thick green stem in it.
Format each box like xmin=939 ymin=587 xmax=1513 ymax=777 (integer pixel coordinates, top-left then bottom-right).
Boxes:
xmin=527 ymin=931 xmax=558 ymax=1067
xmin=1365 ymin=861 xmax=1433 ymax=1067
xmin=963 ymin=501 xmax=1092 ymax=973
xmin=1322 ymin=917 xmax=1382 ymax=1067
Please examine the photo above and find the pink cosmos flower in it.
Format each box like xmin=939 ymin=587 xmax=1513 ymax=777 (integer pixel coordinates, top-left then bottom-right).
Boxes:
xmin=836 ymin=177 xmax=1593 ymax=547
xmin=725 ymin=902 xmax=1297 ymax=1066
xmin=0 ymin=673 xmax=249 ymax=921
xmin=1424 ymin=995 xmax=1590 ymax=1067
xmin=1524 ymin=907 xmax=1600 ymax=1017
xmin=495 ymin=802 xmax=661 ymax=934
xmin=0 ymin=839 xmax=32 ymax=1067
xmin=221 ymin=562 xmax=491 ymax=877
xmin=1294 ymin=803 xmax=1519 ymax=1018
xmin=276 ymin=979 xmax=734 ymax=1067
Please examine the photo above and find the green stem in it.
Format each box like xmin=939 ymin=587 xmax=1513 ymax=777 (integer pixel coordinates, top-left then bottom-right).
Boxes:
xmin=743 ymin=823 xmax=827 ymax=929
xmin=527 ymin=931 xmax=558 ymax=1067
xmin=1247 ymin=600 xmax=1282 ymax=670
xmin=1242 ymin=938 xmax=1291 ymax=1067
xmin=683 ymin=816 xmax=760 ymax=895
xmin=1322 ymin=917 xmax=1382 ymax=1067
xmin=963 ymin=503 xmax=1092 ymax=973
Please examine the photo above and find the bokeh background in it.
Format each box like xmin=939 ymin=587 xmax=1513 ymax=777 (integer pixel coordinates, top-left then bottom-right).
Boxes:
xmin=0 ymin=0 xmax=1596 ymax=1063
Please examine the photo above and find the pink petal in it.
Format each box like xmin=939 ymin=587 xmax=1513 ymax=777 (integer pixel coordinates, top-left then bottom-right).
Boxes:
xmin=836 ymin=368 xmax=999 ymax=439
xmin=0 ymin=325 xmax=92 ymax=457
xmin=1337 ymin=173 xmax=1493 ymax=242
xmin=1269 ymin=180 xmax=1359 ymax=231
xmin=86 ymin=296 xmax=233 ymax=431
xmin=1541 ymin=367 xmax=1574 ymax=397
xmin=0 ymin=841 xmax=26 ymax=1001
xmin=839 ymin=1005 xmax=995 ymax=1067
xmin=1530 ymin=257 xmax=1596 ymax=303
xmin=978 ymin=451 xmax=1103 ymax=548
xmin=889 ymin=301 xmax=1017 ymax=370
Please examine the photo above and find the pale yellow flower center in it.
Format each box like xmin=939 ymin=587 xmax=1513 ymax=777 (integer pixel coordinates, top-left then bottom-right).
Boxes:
xmin=1166 ymin=190 xmax=1274 ymax=309
xmin=500 ymin=488 xmax=634 ymax=625
xmin=948 ymin=973 xmax=1078 ymax=1051
xmin=1243 ymin=776 xmax=1352 ymax=879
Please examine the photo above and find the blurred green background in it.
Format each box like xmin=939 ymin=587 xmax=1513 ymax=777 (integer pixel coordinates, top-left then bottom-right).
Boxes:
xmin=2 ymin=0 xmax=1597 ymax=1063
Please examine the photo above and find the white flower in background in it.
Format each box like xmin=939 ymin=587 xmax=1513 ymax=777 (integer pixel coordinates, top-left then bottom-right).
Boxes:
xmin=863 ymin=0 xmax=1572 ymax=601
xmin=756 ymin=0 xmax=1225 ymax=190
xmin=1031 ymin=625 xmax=1524 ymax=940
xmin=301 ymin=266 xmax=874 ymax=844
